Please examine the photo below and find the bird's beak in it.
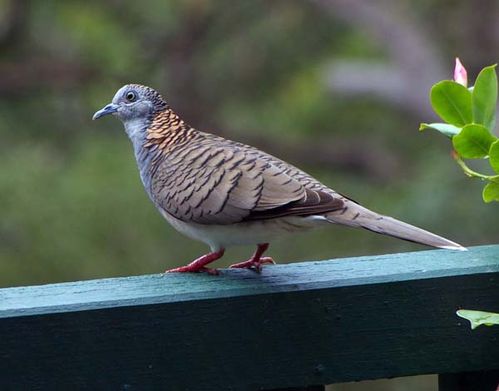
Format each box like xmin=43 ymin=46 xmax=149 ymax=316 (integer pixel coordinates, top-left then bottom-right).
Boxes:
xmin=92 ymin=103 xmax=119 ymax=120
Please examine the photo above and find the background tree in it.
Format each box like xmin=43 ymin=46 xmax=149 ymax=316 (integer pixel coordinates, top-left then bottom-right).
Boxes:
xmin=0 ymin=0 xmax=497 ymax=288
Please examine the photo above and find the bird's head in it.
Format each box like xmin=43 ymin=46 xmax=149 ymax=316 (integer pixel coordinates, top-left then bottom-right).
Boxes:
xmin=92 ymin=84 xmax=168 ymax=123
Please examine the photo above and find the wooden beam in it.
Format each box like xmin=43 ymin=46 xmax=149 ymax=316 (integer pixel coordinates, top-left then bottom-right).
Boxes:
xmin=0 ymin=245 xmax=498 ymax=390
xmin=439 ymin=369 xmax=499 ymax=391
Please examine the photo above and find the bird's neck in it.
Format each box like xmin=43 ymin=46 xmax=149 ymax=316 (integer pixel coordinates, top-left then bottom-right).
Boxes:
xmin=142 ymin=109 xmax=195 ymax=152
xmin=123 ymin=116 xmax=153 ymax=167
xmin=125 ymin=108 xmax=196 ymax=192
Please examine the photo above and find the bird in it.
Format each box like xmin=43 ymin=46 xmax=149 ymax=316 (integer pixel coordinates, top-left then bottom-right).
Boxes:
xmin=93 ymin=84 xmax=466 ymax=274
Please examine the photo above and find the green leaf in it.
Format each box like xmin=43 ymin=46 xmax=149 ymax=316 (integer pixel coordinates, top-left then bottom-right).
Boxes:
xmin=457 ymin=309 xmax=499 ymax=329
xmin=472 ymin=64 xmax=498 ymax=131
xmin=452 ymin=124 xmax=497 ymax=158
xmin=419 ymin=123 xmax=461 ymax=137
xmin=483 ymin=181 xmax=499 ymax=202
xmin=489 ymin=139 xmax=499 ymax=173
xmin=430 ymin=80 xmax=473 ymax=127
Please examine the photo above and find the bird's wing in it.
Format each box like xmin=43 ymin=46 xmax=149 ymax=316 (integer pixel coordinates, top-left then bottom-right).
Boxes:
xmin=150 ymin=142 xmax=344 ymax=225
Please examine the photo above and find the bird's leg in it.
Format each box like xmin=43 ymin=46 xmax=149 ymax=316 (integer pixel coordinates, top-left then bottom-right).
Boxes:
xmin=229 ymin=243 xmax=275 ymax=273
xmin=166 ymin=249 xmax=225 ymax=275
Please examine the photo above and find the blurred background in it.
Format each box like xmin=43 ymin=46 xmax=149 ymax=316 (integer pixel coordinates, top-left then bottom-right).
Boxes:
xmin=3 ymin=0 xmax=498 ymax=286
xmin=2 ymin=0 xmax=499 ymax=281
xmin=1 ymin=0 xmax=498 ymax=389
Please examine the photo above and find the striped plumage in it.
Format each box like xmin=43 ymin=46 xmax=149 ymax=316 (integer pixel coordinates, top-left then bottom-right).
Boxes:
xmin=93 ymin=84 xmax=466 ymax=273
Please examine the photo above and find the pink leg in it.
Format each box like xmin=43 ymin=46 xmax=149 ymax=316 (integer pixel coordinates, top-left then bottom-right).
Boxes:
xmin=229 ymin=243 xmax=275 ymax=273
xmin=166 ymin=249 xmax=225 ymax=275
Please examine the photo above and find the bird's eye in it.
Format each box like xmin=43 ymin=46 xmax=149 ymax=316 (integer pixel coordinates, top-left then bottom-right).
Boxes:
xmin=126 ymin=91 xmax=136 ymax=102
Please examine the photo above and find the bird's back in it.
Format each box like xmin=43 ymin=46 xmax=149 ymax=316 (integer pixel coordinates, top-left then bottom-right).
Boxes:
xmin=140 ymin=109 xmax=348 ymax=225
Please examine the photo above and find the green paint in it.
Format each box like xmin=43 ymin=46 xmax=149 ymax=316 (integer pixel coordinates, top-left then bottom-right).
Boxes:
xmin=1 ymin=245 xmax=498 ymax=318
xmin=0 ymin=245 xmax=498 ymax=390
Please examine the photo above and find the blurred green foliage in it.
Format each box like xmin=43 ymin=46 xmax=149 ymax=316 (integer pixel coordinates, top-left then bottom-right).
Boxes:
xmin=1 ymin=0 xmax=498 ymax=288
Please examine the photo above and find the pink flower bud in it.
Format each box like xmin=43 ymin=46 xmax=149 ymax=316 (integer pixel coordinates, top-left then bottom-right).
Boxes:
xmin=454 ymin=58 xmax=467 ymax=87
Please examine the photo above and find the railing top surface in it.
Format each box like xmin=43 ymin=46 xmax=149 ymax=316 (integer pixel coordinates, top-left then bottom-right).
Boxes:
xmin=1 ymin=244 xmax=498 ymax=389
xmin=1 ymin=244 xmax=498 ymax=318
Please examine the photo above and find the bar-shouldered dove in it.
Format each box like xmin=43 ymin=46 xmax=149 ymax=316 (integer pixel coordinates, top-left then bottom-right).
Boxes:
xmin=93 ymin=84 xmax=465 ymax=274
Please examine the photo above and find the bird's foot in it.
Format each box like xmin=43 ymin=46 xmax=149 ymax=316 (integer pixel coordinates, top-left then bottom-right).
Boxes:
xmin=165 ymin=249 xmax=225 ymax=275
xmin=166 ymin=265 xmax=220 ymax=275
xmin=229 ymin=256 xmax=275 ymax=273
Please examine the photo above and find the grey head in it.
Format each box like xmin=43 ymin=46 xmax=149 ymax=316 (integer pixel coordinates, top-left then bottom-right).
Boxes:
xmin=93 ymin=84 xmax=168 ymax=136
xmin=93 ymin=84 xmax=171 ymax=181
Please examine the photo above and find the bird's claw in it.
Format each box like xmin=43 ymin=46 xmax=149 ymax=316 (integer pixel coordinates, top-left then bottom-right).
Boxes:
xmin=229 ymin=256 xmax=275 ymax=273
xmin=165 ymin=266 xmax=220 ymax=275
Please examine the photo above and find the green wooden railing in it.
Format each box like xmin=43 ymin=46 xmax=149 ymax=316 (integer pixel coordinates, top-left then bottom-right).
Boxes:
xmin=1 ymin=245 xmax=498 ymax=390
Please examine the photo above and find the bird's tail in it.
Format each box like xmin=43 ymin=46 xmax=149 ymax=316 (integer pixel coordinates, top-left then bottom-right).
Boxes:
xmin=326 ymin=202 xmax=466 ymax=251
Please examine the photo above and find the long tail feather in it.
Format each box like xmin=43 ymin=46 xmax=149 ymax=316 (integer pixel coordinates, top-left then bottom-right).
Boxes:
xmin=326 ymin=202 xmax=466 ymax=251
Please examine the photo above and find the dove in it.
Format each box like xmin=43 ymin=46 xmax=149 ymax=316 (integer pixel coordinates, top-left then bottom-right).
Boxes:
xmin=93 ymin=84 xmax=466 ymax=274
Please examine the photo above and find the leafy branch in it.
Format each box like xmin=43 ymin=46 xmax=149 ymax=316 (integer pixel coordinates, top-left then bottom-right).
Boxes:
xmin=420 ymin=59 xmax=499 ymax=202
